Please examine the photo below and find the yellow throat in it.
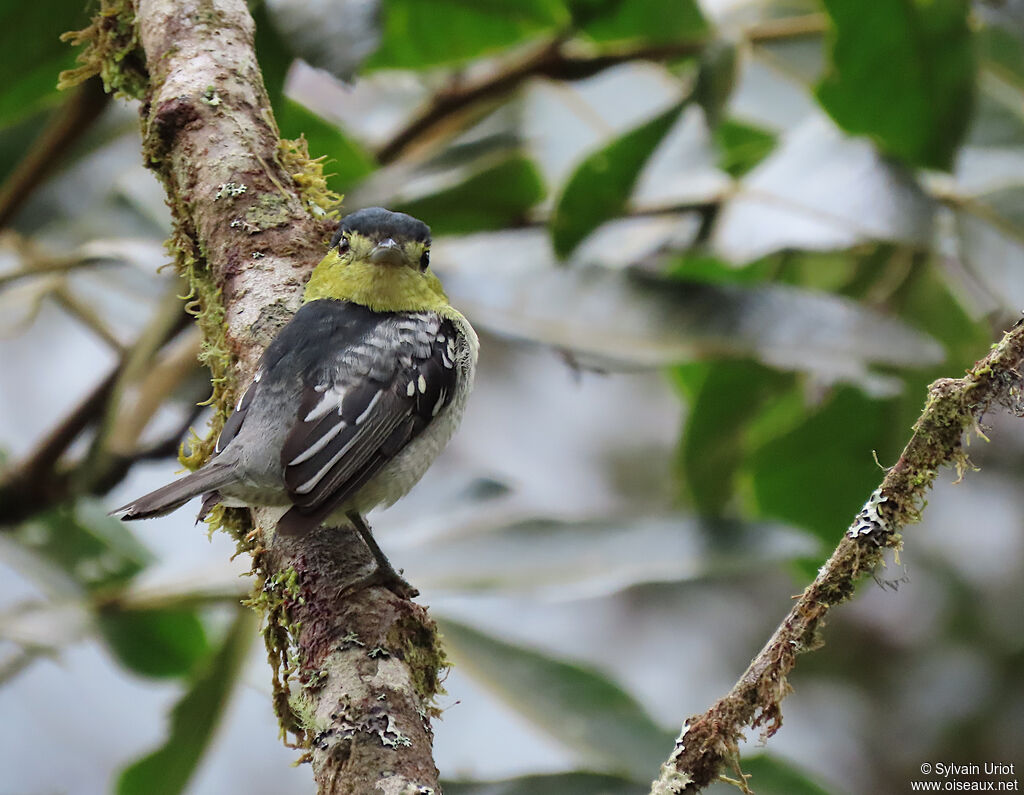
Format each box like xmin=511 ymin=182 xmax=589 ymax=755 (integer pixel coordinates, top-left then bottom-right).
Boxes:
xmin=303 ymin=248 xmax=450 ymax=313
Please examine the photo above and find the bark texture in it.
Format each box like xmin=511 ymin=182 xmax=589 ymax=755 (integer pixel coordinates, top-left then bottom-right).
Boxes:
xmin=122 ymin=1 xmax=445 ymax=791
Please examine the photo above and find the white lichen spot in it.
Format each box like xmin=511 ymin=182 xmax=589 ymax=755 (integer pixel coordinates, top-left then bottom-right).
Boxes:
xmin=378 ymin=714 xmax=411 ymax=748
xmin=216 ymin=182 xmax=247 ymax=200
xmin=339 ymin=631 xmax=365 ymax=647
xmin=847 ymin=488 xmax=890 ymax=540
xmin=251 ymin=251 xmax=265 ymax=259
xmin=201 ymin=86 xmax=221 ymax=106
xmin=374 ymin=776 xmax=433 ymax=795
xmin=651 ymin=765 xmax=694 ymax=795
xmin=368 ymin=646 xmax=389 ymax=659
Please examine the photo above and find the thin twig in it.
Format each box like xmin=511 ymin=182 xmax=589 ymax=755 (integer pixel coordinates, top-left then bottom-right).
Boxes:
xmin=375 ymin=14 xmax=828 ymax=165
xmin=651 ymin=319 xmax=1024 ymax=794
xmin=375 ymin=37 xmax=704 ymax=164
xmin=0 ymin=78 xmax=110 ymax=229
xmin=0 ymin=305 xmax=192 ymax=528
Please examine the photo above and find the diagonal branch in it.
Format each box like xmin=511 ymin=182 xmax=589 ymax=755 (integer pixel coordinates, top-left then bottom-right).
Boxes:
xmin=373 ymin=14 xmax=826 ymax=165
xmin=375 ymin=37 xmax=704 ymax=164
xmin=651 ymin=319 xmax=1024 ymax=794
xmin=0 ymin=78 xmax=110 ymax=229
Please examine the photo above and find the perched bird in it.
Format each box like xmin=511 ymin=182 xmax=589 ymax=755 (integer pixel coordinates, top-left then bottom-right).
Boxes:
xmin=112 ymin=208 xmax=478 ymax=594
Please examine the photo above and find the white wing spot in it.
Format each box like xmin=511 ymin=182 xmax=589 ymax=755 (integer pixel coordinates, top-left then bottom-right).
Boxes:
xmin=305 ymin=387 xmax=345 ymax=422
xmin=406 ymin=381 xmax=416 ymax=397
xmin=355 ymin=390 xmax=383 ymax=425
xmin=418 ymin=374 xmax=427 ymax=394
xmin=288 ymin=420 xmax=347 ymax=465
xmin=294 ymin=433 xmax=362 ymax=494
xmin=432 ymin=390 xmax=446 ymax=417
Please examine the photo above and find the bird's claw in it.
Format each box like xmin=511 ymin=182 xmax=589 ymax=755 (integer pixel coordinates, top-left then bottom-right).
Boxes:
xmin=341 ymin=564 xmax=419 ymax=601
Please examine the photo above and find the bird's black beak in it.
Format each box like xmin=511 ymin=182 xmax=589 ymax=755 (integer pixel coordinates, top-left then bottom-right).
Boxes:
xmin=369 ymin=238 xmax=406 ymax=266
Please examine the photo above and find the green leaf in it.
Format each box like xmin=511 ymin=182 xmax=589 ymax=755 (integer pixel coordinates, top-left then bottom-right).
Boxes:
xmin=366 ymin=0 xmax=568 ymax=70
xmin=437 ymin=618 xmax=673 ymax=779
xmin=713 ymin=118 xmax=777 ymax=178
xmin=0 ymin=1 xmax=91 ymax=127
xmin=573 ymin=0 xmax=706 ymax=45
xmin=694 ymin=41 xmax=738 ymax=127
xmin=117 ymin=609 xmax=254 ymax=795
xmin=11 ymin=500 xmax=153 ymax=593
xmin=551 ymin=101 xmax=685 ymax=258
xmin=444 ymin=771 xmax=646 ymax=795
xmin=393 ymin=155 xmax=545 ymax=235
xmin=674 ymin=360 xmax=794 ymax=514
xmin=747 ymin=387 xmax=894 ymax=542
xmin=815 ymin=0 xmax=975 ymax=170
xmin=98 ymin=607 xmax=210 ymax=679
xmin=0 ymin=109 xmax=50 ymax=185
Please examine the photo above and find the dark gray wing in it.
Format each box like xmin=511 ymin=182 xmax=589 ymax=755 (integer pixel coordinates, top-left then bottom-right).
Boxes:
xmin=213 ymin=370 xmax=262 ymax=455
xmin=280 ymin=310 xmax=459 ymax=513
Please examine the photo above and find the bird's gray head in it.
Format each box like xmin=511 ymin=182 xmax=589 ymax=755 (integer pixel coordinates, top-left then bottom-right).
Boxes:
xmin=331 ymin=207 xmax=432 ymax=270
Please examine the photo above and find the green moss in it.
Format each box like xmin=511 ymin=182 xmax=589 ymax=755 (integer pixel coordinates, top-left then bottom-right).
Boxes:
xmin=278 ymin=136 xmax=343 ymax=219
xmin=244 ymin=192 xmax=292 ymax=232
xmin=288 ymin=689 xmax=328 ymax=735
xmin=241 ymin=558 xmax=309 ymax=744
xmin=58 ymin=0 xmax=147 ymax=99
xmin=387 ymin=616 xmax=449 ymax=714
xmin=172 ymin=221 xmax=236 ymax=476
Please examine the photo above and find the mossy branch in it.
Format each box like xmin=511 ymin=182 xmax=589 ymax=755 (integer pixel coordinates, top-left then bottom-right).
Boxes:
xmin=651 ymin=319 xmax=1024 ymax=794
xmin=62 ymin=1 xmax=443 ymax=791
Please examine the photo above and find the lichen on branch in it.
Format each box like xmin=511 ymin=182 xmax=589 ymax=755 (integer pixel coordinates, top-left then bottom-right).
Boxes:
xmin=652 ymin=319 xmax=1024 ymax=794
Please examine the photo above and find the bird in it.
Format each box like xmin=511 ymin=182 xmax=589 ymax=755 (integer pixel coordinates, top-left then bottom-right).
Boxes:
xmin=111 ymin=207 xmax=478 ymax=596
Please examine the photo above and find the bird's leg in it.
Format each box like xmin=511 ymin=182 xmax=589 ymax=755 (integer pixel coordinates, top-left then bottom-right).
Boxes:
xmin=345 ymin=512 xmax=419 ymax=600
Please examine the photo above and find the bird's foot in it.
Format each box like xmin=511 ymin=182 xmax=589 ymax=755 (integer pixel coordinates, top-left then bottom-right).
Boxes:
xmin=341 ymin=563 xmax=419 ymax=601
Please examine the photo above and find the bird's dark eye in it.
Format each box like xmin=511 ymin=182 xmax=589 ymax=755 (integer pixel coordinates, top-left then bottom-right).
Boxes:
xmin=419 ymin=250 xmax=430 ymax=271
xmin=337 ymin=235 xmax=350 ymax=253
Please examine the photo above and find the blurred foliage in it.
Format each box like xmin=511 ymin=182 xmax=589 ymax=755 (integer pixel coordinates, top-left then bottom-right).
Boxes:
xmin=552 ymin=100 xmax=686 ymax=257
xmin=816 ymin=0 xmax=974 ymax=170
xmin=1 ymin=0 xmax=1023 ymax=792
xmin=439 ymin=618 xmax=673 ymax=779
xmin=0 ymin=1 xmax=90 ymax=126
xmin=116 ymin=609 xmax=254 ymax=795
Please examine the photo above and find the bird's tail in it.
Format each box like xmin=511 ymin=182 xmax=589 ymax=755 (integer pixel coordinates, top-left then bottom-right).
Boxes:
xmin=110 ymin=463 xmax=237 ymax=521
